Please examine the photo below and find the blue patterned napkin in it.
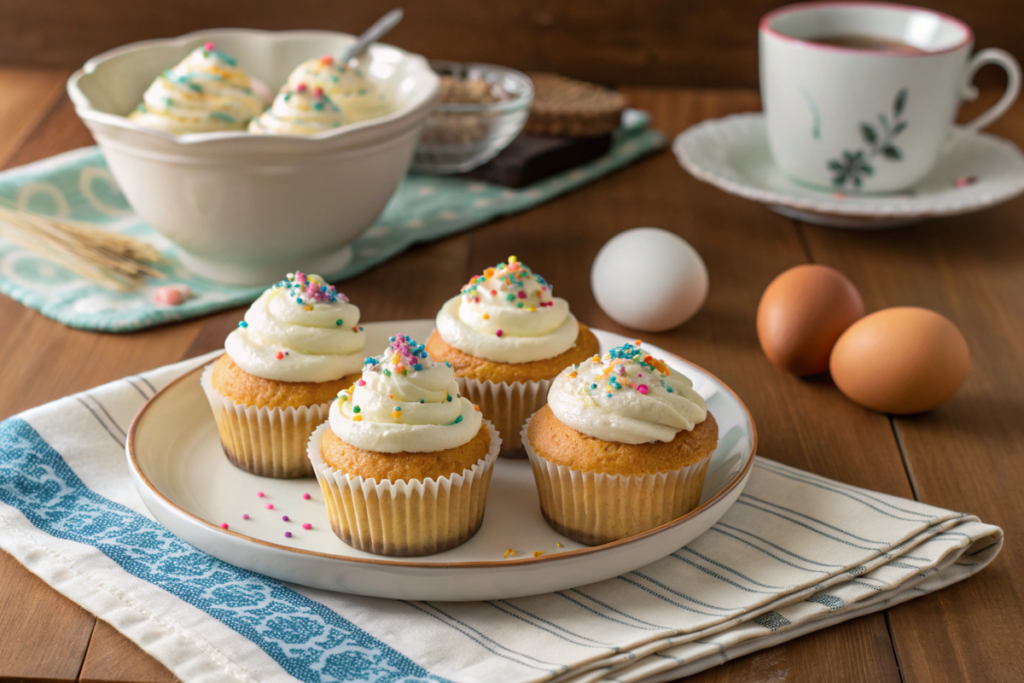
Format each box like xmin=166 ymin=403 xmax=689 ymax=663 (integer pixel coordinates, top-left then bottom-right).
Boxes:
xmin=0 ymin=353 xmax=1002 ymax=683
xmin=0 ymin=111 xmax=662 ymax=333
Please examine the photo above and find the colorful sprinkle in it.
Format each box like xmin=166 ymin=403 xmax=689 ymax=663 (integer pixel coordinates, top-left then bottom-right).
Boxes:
xmin=284 ymin=531 xmax=293 ymax=538
xmin=257 ymin=491 xmax=264 ymax=497
xmin=282 ymin=515 xmax=290 ymax=522
xmin=637 ymin=384 xmax=649 ymax=395
xmin=503 ymin=548 xmax=517 ymax=558
xmin=220 ymin=523 xmax=229 ymax=529
xmin=533 ymin=551 xmax=544 ymax=558
xmin=238 ymin=321 xmax=248 ymax=328
xmin=496 ymin=329 xmax=504 ymax=337
xmin=302 ymin=493 xmax=311 ymax=500
xmin=276 ymin=351 xmax=284 ymax=360
xmin=266 ymin=503 xmax=274 ymax=509
xmin=302 ymin=523 xmax=313 ymax=530
xmin=242 ymin=514 xmax=249 ymax=520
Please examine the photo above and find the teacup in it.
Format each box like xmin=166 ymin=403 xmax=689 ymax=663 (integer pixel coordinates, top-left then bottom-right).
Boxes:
xmin=760 ymin=2 xmax=1021 ymax=193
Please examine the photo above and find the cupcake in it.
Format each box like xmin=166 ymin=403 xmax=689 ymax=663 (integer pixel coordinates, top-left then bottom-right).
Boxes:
xmin=201 ymin=272 xmax=365 ymax=478
xmin=248 ymin=83 xmax=347 ymax=135
xmin=129 ymin=42 xmax=264 ymax=134
xmin=284 ymin=55 xmax=391 ymax=122
xmin=307 ymin=334 xmax=500 ymax=556
xmin=425 ymin=256 xmax=599 ymax=457
xmin=523 ymin=342 xmax=718 ymax=545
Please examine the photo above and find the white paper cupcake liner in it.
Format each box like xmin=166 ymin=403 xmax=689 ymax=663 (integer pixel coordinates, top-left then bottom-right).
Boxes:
xmin=307 ymin=418 xmax=501 ymax=557
xmin=201 ymin=363 xmax=327 ymax=479
xmin=456 ymin=376 xmax=551 ymax=458
xmin=521 ymin=415 xmax=711 ymax=546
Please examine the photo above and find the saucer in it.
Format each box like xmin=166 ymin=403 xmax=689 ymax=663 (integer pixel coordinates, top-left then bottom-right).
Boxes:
xmin=673 ymin=113 xmax=1024 ymax=229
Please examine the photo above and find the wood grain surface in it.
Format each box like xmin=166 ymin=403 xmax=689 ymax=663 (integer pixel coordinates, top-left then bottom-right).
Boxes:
xmin=0 ymin=0 xmax=1020 ymax=87
xmin=0 ymin=70 xmax=1021 ymax=682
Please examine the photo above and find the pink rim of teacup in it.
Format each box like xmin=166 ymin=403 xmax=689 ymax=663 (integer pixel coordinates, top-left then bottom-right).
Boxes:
xmin=759 ymin=1 xmax=974 ymax=57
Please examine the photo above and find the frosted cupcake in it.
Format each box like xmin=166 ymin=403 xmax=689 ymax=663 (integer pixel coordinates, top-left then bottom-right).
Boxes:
xmin=524 ymin=342 xmax=718 ymax=545
xmin=248 ymin=83 xmax=347 ymax=135
xmin=284 ymin=55 xmax=391 ymax=122
xmin=201 ymin=272 xmax=365 ymax=478
xmin=308 ymin=334 xmax=500 ymax=556
xmin=426 ymin=256 xmax=599 ymax=457
xmin=129 ymin=42 xmax=264 ymax=133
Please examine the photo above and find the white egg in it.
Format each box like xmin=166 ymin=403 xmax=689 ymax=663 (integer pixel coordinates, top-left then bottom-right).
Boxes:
xmin=591 ymin=227 xmax=709 ymax=331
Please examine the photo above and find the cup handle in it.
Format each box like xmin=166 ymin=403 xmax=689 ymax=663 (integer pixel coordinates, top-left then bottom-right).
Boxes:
xmin=960 ymin=48 xmax=1022 ymax=133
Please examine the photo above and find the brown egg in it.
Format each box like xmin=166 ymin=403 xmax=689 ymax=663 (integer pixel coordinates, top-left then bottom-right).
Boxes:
xmin=830 ymin=307 xmax=970 ymax=414
xmin=757 ymin=265 xmax=865 ymax=376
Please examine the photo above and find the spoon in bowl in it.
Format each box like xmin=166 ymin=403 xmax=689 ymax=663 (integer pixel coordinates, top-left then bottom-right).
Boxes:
xmin=340 ymin=8 xmax=404 ymax=64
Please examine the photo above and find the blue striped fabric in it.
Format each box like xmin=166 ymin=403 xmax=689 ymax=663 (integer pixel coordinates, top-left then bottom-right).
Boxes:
xmin=0 ymin=353 xmax=1003 ymax=683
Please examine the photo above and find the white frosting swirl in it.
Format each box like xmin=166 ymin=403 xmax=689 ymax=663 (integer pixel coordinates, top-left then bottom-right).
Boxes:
xmin=129 ymin=43 xmax=264 ymax=134
xmin=285 ymin=56 xmax=391 ymax=122
xmin=331 ymin=335 xmax=483 ymax=453
xmin=224 ymin=272 xmax=365 ymax=382
xmin=436 ymin=257 xmax=579 ymax=363
xmin=547 ymin=343 xmax=707 ymax=444
xmin=249 ymin=83 xmax=347 ymax=135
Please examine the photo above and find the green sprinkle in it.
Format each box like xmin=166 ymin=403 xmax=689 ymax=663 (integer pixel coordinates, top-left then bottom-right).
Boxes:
xmin=446 ymin=395 xmax=452 ymax=402
xmin=506 ymin=293 xmax=515 ymax=301
xmin=352 ymin=406 xmax=361 ymax=413
xmin=384 ymin=369 xmax=391 ymax=376
xmin=336 ymin=319 xmax=343 ymax=326
xmin=394 ymin=406 xmax=402 ymax=411
xmin=450 ymin=415 xmax=464 ymax=425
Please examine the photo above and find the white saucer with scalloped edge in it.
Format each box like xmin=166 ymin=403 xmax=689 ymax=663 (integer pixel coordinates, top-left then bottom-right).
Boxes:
xmin=673 ymin=112 xmax=1024 ymax=229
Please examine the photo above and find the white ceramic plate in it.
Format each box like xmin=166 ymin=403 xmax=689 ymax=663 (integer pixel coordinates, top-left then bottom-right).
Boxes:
xmin=673 ymin=112 xmax=1024 ymax=228
xmin=127 ymin=320 xmax=756 ymax=601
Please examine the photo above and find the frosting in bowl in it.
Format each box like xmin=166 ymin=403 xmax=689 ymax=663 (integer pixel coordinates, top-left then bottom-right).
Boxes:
xmin=436 ymin=256 xmax=579 ymax=364
xmin=129 ymin=42 xmax=264 ymax=134
xmin=331 ymin=334 xmax=482 ymax=453
xmin=285 ymin=55 xmax=391 ymax=122
xmin=249 ymin=83 xmax=347 ymax=135
xmin=547 ymin=342 xmax=708 ymax=444
xmin=224 ymin=271 xmax=365 ymax=382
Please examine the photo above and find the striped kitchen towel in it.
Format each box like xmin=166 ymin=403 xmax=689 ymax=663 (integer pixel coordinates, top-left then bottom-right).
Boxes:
xmin=0 ymin=352 xmax=1002 ymax=683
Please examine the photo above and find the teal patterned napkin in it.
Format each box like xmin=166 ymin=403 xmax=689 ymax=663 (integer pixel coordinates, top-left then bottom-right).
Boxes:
xmin=0 ymin=111 xmax=663 ymax=332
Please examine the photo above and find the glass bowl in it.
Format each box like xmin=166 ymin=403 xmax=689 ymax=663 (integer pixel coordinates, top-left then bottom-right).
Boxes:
xmin=412 ymin=61 xmax=533 ymax=174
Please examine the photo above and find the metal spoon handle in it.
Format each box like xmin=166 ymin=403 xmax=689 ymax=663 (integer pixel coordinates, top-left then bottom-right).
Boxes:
xmin=341 ymin=8 xmax=404 ymax=63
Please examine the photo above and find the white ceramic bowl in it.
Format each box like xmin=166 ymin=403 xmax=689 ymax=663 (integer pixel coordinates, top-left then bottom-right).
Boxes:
xmin=68 ymin=29 xmax=441 ymax=285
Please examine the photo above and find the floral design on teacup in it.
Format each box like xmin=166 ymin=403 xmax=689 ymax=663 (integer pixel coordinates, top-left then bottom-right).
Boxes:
xmin=827 ymin=88 xmax=909 ymax=189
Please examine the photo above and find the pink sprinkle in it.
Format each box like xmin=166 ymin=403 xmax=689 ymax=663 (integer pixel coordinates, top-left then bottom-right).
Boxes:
xmin=313 ymin=86 xmax=324 ymax=98
xmin=204 ymin=41 xmax=216 ymax=51
xmin=282 ymin=515 xmax=290 ymax=522
xmin=153 ymin=285 xmax=190 ymax=306
xmin=496 ymin=329 xmax=503 ymax=337
xmin=296 ymin=83 xmax=308 ymax=93
xmin=242 ymin=514 xmax=249 ymax=520
xmin=257 ymin=491 xmax=265 ymax=497
xmin=284 ymin=531 xmax=292 ymax=538
xmin=517 ymin=291 xmax=526 ymax=299
xmin=356 ymin=380 xmax=366 ymax=386
xmin=220 ymin=523 xmax=229 ymax=529
xmin=637 ymin=373 xmax=642 ymax=378
xmin=302 ymin=523 xmax=312 ymax=530
xmin=637 ymin=384 xmax=649 ymax=395
xmin=302 ymin=493 xmax=311 ymax=500
xmin=266 ymin=503 xmax=274 ymax=510
xmin=954 ymin=175 xmax=978 ymax=188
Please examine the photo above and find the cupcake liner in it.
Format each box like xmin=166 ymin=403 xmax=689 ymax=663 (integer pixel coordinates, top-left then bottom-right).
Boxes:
xmin=521 ymin=416 xmax=711 ymax=546
xmin=308 ymin=419 xmax=501 ymax=557
xmin=456 ymin=376 xmax=551 ymax=458
xmin=201 ymin=363 xmax=326 ymax=479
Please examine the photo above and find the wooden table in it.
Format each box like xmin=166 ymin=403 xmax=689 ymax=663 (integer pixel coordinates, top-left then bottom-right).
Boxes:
xmin=1 ymin=67 xmax=1021 ymax=683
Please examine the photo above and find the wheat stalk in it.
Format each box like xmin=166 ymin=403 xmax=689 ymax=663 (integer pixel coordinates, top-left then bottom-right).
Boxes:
xmin=0 ymin=205 xmax=163 ymax=291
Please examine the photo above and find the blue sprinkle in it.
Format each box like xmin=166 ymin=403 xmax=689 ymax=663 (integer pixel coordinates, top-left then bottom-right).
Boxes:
xmin=413 ymin=363 xmax=423 ymax=371
xmin=590 ymin=383 xmax=597 ymax=390
xmin=238 ymin=321 xmax=248 ymax=328
xmin=419 ymin=399 xmax=425 ymax=403
xmin=446 ymin=395 xmax=452 ymax=402
xmin=667 ymin=386 xmax=674 ymax=393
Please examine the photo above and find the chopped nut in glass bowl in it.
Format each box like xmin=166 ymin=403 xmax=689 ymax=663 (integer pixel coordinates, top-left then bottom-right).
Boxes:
xmin=412 ymin=61 xmax=533 ymax=174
